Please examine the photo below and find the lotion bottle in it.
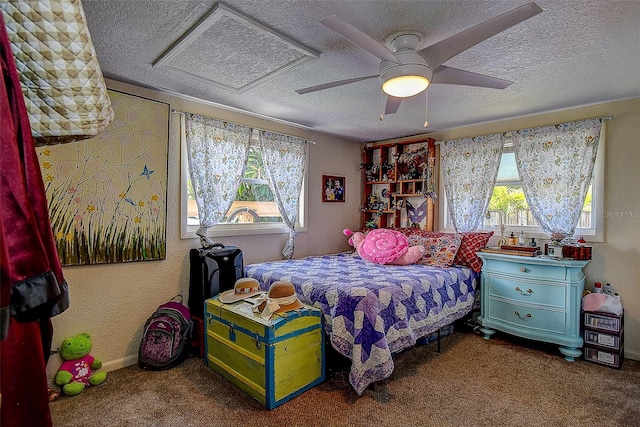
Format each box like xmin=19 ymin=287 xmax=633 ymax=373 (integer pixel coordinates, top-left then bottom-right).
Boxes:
xmin=518 ymin=231 xmax=526 ymax=246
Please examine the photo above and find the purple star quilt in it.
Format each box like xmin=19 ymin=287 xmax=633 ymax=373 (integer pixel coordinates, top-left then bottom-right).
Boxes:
xmin=245 ymin=252 xmax=478 ymax=395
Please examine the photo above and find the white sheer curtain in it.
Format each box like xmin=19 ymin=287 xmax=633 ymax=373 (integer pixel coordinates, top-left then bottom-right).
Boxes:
xmin=259 ymin=131 xmax=307 ymax=259
xmin=440 ymin=133 xmax=504 ymax=232
xmin=184 ymin=113 xmax=252 ymax=248
xmin=512 ymin=118 xmax=603 ymax=239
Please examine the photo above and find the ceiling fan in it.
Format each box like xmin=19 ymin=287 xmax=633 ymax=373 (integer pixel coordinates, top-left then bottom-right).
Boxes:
xmin=296 ymin=2 xmax=542 ymax=120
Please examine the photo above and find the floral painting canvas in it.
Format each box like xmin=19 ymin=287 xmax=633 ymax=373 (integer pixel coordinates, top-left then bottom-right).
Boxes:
xmin=37 ymin=90 xmax=169 ymax=265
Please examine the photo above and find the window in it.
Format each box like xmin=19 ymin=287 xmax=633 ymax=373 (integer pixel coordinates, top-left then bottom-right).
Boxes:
xmin=181 ymin=128 xmax=307 ymax=239
xmin=441 ymin=135 xmax=604 ymax=241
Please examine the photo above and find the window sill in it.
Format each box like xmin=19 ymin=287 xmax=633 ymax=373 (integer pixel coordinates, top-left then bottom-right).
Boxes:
xmin=439 ymin=226 xmax=603 ymax=243
xmin=181 ymin=222 xmax=306 ymax=239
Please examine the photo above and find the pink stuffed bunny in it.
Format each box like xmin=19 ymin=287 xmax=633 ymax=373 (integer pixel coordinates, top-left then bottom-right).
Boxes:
xmin=343 ymin=228 xmax=424 ymax=265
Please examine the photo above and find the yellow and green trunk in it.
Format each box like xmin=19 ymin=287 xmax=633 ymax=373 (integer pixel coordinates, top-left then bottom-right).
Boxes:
xmin=205 ymin=297 xmax=325 ymax=409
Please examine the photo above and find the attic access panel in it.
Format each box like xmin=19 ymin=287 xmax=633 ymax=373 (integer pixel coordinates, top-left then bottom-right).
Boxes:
xmin=153 ymin=2 xmax=319 ymax=93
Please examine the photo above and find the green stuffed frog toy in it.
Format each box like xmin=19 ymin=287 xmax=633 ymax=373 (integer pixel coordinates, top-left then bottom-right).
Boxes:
xmin=55 ymin=332 xmax=107 ymax=396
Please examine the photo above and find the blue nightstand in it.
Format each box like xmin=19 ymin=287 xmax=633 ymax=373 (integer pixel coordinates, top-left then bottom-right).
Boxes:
xmin=477 ymin=252 xmax=589 ymax=361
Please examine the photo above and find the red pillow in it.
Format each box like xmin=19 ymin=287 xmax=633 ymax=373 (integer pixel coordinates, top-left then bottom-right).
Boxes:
xmin=454 ymin=231 xmax=494 ymax=272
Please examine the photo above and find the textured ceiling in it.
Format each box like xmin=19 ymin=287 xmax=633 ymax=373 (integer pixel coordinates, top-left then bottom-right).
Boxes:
xmin=82 ymin=0 xmax=640 ymax=142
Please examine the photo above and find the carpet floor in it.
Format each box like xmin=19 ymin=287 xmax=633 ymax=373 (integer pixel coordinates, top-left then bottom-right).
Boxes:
xmin=49 ymin=330 xmax=640 ymax=427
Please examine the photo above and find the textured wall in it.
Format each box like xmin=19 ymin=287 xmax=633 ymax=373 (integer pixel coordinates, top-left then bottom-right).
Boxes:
xmin=49 ymin=80 xmax=363 ymax=371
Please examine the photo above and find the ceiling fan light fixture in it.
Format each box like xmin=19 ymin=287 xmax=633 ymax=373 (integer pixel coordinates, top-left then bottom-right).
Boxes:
xmin=381 ymin=63 xmax=432 ymax=98
xmin=382 ymin=75 xmax=429 ymax=97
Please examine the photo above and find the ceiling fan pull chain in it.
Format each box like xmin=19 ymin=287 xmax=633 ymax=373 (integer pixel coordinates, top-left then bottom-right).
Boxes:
xmin=424 ymin=91 xmax=429 ymax=128
xmin=379 ymin=88 xmax=384 ymax=121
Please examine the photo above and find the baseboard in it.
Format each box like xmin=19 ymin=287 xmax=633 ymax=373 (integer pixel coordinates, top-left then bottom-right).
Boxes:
xmin=624 ymin=349 xmax=639 ymax=361
xmin=102 ymin=354 xmax=139 ymax=372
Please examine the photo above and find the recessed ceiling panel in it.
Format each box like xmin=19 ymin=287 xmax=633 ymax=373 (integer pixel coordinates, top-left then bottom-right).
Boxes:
xmin=153 ymin=2 xmax=319 ymax=93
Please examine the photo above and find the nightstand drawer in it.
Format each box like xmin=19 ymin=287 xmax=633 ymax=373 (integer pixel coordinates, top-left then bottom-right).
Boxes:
xmin=487 ymin=276 xmax=566 ymax=308
xmin=485 ymin=259 xmax=566 ymax=281
xmin=486 ymin=299 xmax=566 ymax=335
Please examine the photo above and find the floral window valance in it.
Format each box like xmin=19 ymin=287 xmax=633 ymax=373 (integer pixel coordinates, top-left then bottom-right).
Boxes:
xmin=441 ymin=117 xmax=608 ymax=239
xmin=183 ymin=111 xmax=309 ymax=253
xmin=440 ymin=133 xmax=504 ymax=232
xmin=512 ymin=118 xmax=604 ymax=239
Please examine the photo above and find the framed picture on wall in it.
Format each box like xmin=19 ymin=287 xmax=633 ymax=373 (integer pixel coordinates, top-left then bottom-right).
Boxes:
xmin=36 ymin=90 xmax=169 ymax=266
xmin=322 ymin=175 xmax=345 ymax=202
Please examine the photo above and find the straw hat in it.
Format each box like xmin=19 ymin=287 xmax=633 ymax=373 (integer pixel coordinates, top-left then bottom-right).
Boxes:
xmin=255 ymin=281 xmax=303 ymax=319
xmin=219 ymin=278 xmax=264 ymax=303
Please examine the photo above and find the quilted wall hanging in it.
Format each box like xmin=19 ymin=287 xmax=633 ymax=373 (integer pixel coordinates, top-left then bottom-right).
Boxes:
xmin=36 ymin=90 xmax=169 ymax=266
xmin=1 ymin=0 xmax=114 ymax=145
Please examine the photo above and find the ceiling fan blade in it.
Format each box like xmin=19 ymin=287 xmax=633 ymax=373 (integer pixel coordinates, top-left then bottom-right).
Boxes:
xmin=432 ymin=66 xmax=512 ymax=89
xmin=321 ymin=15 xmax=399 ymax=63
xmin=419 ymin=2 xmax=542 ymax=68
xmin=385 ymin=95 xmax=403 ymax=115
xmin=295 ymin=75 xmax=378 ymax=95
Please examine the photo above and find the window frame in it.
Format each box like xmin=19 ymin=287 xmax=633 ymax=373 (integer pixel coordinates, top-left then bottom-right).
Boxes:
xmin=180 ymin=120 xmax=308 ymax=239
xmin=439 ymin=132 xmax=605 ymax=242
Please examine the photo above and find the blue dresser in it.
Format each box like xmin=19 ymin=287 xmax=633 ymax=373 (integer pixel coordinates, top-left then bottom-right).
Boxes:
xmin=477 ymin=252 xmax=589 ymax=361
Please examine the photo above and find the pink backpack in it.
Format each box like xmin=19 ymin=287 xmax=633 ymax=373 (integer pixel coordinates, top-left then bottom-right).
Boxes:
xmin=138 ymin=295 xmax=192 ymax=370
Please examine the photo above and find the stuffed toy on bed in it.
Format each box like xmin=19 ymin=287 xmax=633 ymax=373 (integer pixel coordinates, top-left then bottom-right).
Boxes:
xmin=344 ymin=228 xmax=424 ymax=265
xmin=55 ymin=332 xmax=107 ymax=396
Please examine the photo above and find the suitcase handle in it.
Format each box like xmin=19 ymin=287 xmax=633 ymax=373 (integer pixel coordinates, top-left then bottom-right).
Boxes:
xmin=210 ymin=242 xmax=225 ymax=249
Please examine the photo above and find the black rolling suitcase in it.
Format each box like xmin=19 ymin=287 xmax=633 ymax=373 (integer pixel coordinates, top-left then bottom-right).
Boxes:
xmin=188 ymin=243 xmax=244 ymax=318
xmin=188 ymin=243 xmax=244 ymax=358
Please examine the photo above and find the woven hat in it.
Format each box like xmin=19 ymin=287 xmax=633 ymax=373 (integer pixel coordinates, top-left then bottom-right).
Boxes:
xmin=255 ymin=281 xmax=303 ymax=319
xmin=219 ymin=278 xmax=264 ymax=303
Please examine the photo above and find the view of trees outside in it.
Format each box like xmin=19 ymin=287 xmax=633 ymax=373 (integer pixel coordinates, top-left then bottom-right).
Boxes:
xmin=488 ymin=185 xmax=592 ymax=228
xmin=186 ymin=145 xmax=282 ymax=224
xmin=235 ymin=146 xmax=272 ymax=203
xmin=487 ymin=150 xmax=592 ymax=229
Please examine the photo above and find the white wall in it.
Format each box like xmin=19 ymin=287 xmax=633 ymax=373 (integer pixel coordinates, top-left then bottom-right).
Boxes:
xmin=50 ymin=80 xmax=363 ymax=370
xmin=428 ymin=97 xmax=640 ymax=361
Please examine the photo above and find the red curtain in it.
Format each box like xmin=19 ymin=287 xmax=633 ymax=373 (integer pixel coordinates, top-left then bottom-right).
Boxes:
xmin=1 ymin=15 xmax=70 ymax=427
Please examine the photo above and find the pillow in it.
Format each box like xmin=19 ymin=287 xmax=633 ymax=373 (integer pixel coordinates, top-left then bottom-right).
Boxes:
xmin=388 ymin=228 xmax=494 ymax=272
xmin=453 ymin=231 xmax=494 ymax=272
xmin=418 ymin=234 xmax=462 ymax=268
xmin=388 ymin=245 xmax=425 ymax=266
xmin=357 ymin=228 xmax=409 ymax=264
xmin=387 ymin=227 xmax=427 ymax=238
xmin=403 ymin=230 xmax=451 ymax=246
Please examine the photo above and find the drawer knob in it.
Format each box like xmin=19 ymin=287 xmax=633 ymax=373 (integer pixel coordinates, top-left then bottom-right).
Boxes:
xmin=519 ymin=267 xmax=528 ymax=272
xmin=514 ymin=286 xmax=534 ymax=296
xmin=514 ymin=310 xmax=532 ymax=320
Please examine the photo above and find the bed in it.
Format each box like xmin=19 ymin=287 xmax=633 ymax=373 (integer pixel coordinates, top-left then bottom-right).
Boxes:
xmin=245 ymin=250 xmax=480 ymax=395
